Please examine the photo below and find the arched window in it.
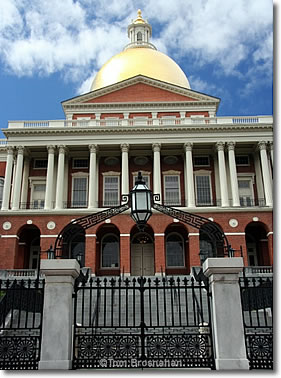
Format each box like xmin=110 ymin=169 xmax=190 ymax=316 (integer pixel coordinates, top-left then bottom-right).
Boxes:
xmin=101 ymin=234 xmax=119 ymax=268
xmin=166 ymin=233 xmax=185 ymax=267
xmin=137 ymin=32 xmax=142 ymax=41
xmin=70 ymin=233 xmax=85 ymax=267
xmin=0 ymin=177 xmax=4 ymax=207
xmin=199 ymin=235 xmax=215 ymax=264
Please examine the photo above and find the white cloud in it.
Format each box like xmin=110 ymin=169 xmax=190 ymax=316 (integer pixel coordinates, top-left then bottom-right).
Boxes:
xmin=0 ymin=0 xmax=273 ymax=95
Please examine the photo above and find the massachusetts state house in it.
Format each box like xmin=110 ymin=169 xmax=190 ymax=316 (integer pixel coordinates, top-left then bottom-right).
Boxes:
xmin=0 ymin=11 xmax=273 ymax=276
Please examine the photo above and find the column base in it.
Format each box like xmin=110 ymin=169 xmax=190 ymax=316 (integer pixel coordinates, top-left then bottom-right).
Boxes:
xmin=39 ymin=360 xmax=72 ymax=370
xmin=215 ymin=358 xmax=249 ymax=370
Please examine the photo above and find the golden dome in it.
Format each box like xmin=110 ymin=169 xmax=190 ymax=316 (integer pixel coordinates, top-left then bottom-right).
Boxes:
xmin=91 ymin=47 xmax=190 ymax=91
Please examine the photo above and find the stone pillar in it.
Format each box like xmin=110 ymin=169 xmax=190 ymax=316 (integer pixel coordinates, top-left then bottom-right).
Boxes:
xmin=152 ymin=143 xmax=162 ymax=203
xmin=184 ymin=142 xmax=195 ymax=207
xmin=88 ymin=144 xmax=98 ymax=208
xmin=121 ymin=143 xmax=129 ymax=202
xmin=227 ymin=142 xmax=240 ymax=207
xmin=39 ymin=260 xmax=80 ymax=369
xmin=45 ymin=145 xmax=56 ymax=210
xmin=55 ymin=145 xmax=66 ymax=209
xmin=20 ymin=155 xmax=30 ymax=206
xmin=12 ymin=146 xmax=24 ymax=210
xmin=216 ymin=142 xmax=229 ymax=207
xmin=203 ymin=258 xmax=249 ymax=370
xmin=1 ymin=147 xmax=14 ymax=210
xmin=258 ymin=141 xmax=273 ymax=206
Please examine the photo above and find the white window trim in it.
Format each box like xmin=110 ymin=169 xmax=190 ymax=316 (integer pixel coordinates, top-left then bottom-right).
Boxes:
xmin=194 ymin=170 xmax=213 ymax=206
xmin=236 ymin=155 xmax=250 ymax=166
xmin=29 ymin=177 xmax=46 ymax=208
xmin=0 ymin=177 xmax=4 ymax=205
xmin=163 ymin=173 xmax=181 ymax=206
xmin=193 ymin=156 xmax=210 ymax=167
xmin=237 ymin=174 xmax=255 ymax=202
xmin=132 ymin=171 xmax=151 ymax=188
xmin=166 ymin=232 xmax=185 ymax=268
xmin=72 ymin=158 xmax=89 ymax=169
xmin=103 ymin=173 xmax=120 ymax=207
xmin=71 ymin=174 xmax=89 ymax=207
xmin=33 ymin=158 xmax=48 ymax=170
xmin=100 ymin=233 xmax=120 ymax=269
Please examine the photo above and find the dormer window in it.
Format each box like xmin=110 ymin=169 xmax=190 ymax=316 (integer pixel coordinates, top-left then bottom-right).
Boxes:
xmin=137 ymin=32 xmax=142 ymax=41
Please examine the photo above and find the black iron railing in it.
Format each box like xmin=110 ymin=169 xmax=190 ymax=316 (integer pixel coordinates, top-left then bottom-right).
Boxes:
xmin=0 ymin=278 xmax=45 ymax=370
xmin=73 ymin=275 xmax=214 ymax=370
xmin=239 ymin=276 xmax=273 ymax=369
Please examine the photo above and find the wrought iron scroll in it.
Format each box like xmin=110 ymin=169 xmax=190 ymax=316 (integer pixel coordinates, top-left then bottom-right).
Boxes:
xmin=54 ymin=196 xmax=130 ymax=258
xmin=152 ymin=195 xmax=230 ymax=257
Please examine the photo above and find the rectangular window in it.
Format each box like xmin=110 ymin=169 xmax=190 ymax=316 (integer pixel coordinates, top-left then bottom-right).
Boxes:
xmin=238 ymin=179 xmax=253 ymax=206
xmin=195 ymin=175 xmax=212 ymax=205
xmin=33 ymin=184 xmax=46 ymax=208
xmin=236 ymin=155 xmax=249 ymax=166
xmin=104 ymin=176 xmax=119 ymax=206
xmin=194 ymin=156 xmax=210 ymax=167
xmin=34 ymin=159 xmax=48 ymax=169
xmin=72 ymin=177 xmax=88 ymax=207
xmin=164 ymin=175 xmax=180 ymax=205
xmin=73 ymin=158 xmax=89 ymax=169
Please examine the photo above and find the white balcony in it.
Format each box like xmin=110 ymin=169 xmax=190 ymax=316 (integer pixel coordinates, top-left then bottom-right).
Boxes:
xmin=6 ymin=115 xmax=272 ymax=130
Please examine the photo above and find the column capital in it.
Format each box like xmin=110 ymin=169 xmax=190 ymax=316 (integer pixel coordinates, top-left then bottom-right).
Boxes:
xmin=216 ymin=141 xmax=225 ymax=151
xmin=120 ymin=143 xmax=129 ymax=153
xmin=58 ymin=145 xmax=67 ymax=154
xmin=227 ymin=141 xmax=236 ymax=151
xmin=268 ymin=141 xmax=273 ymax=150
xmin=16 ymin=145 xmax=24 ymax=155
xmin=184 ymin=142 xmax=193 ymax=152
xmin=152 ymin=143 xmax=161 ymax=152
xmin=89 ymin=144 xmax=98 ymax=153
xmin=258 ymin=141 xmax=267 ymax=151
xmin=6 ymin=146 xmax=14 ymax=155
xmin=47 ymin=145 xmax=56 ymax=154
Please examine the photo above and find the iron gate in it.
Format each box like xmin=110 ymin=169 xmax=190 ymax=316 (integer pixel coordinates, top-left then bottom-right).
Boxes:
xmin=240 ymin=276 xmax=273 ymax=369
xmin=0 ymin=278 xmax=45 ymax=370
xmin=73 ymin=276 xmax=215 ymax=369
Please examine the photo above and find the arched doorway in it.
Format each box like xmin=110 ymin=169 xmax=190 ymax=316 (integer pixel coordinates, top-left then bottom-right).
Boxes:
xmin=17 ymin=225 xmax=41 ymax=269
xmin=131 ymin=227 xmax=154 ymax=276
xmin=245 ymin=222 xmax=270 ymax=266
xmin=69 ymin=230 xmax=86 ymax=267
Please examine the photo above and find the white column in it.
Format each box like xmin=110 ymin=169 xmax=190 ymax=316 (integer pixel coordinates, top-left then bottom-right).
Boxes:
xmin=1 ymin=147 xmax=14 ymax=210
xmin=88 ymin=144 xmax=98 ymax=208
xmin=121 ymin=143 xmax=129 ymax=201
xmin=216 ymin=142 xmax=229 ymax=207
xmin=39 ymin=260 xmax=80 ymax=370
xmin=55 ymin=145 xmax=66 ymax=210
xmin=20 ymin=156 xmax=30 ymax=206
xmin=184 ymin=142 xmax=195 ymax=207
xmin=227 ymin=142 xmax=240 ymax=207
xmin=254 ymin=151 xmax=265 ymax=201
xmin=153 ymin=143 xmax=162 ymax=203
xmin=12 ymin=146 xmax=24 ymax=210
xmin=203 ymin=258 xmax=249 ymax=370
xmin=258 ymin=141 xmax=273 ymax=206
xmin=45 ymin=145 xmax=56 ymax=210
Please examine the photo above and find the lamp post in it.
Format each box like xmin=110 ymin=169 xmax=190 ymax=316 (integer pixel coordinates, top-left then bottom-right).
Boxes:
xmin=130 ymin=172 xmax=152 ymax=231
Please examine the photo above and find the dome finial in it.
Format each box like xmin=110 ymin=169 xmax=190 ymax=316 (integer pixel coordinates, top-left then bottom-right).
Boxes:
xmin=137 ymin=9 xmax=142 ymax=18
xmin=134 ymin=9 xmax=145 ymax=24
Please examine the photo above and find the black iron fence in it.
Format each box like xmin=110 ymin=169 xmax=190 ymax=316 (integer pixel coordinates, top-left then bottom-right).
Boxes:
xmin=73 ymin=276 xmax=215 ymax=370
xmin=239 ymin=276 xmax=273 ymax=369
xmin=0 ymin=278 xmax=45 ymax=370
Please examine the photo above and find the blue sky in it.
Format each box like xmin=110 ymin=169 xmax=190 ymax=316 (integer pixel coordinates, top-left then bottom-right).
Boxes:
xmin=0 ymin=0 xmax=274 ymax=138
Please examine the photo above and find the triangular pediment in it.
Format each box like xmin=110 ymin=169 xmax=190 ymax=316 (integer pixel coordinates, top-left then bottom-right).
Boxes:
xmin=62 ymin=75 xmax=220 ymax=107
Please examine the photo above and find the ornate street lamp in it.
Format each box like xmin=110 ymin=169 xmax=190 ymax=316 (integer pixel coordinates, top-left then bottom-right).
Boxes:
xmin=130 ymin=172 xmax=152 ymax=229
xmin=47 ymin=245 xmax=55 ymax=259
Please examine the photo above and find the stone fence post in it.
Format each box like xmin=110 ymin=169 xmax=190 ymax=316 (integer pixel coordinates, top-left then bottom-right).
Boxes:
xmin=203 ymin=257 xmax=249 ymax=370
xmin=39 ymin=260 xmax=80 ymax=370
